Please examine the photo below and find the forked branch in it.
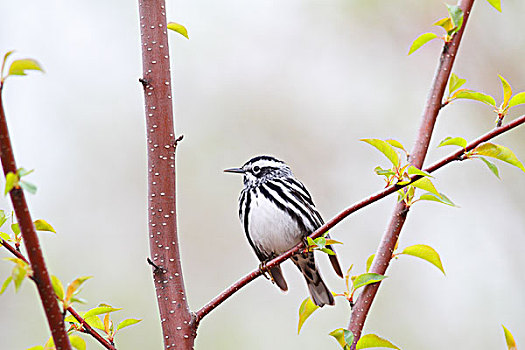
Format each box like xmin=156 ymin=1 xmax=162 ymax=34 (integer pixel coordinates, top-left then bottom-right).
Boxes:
xmin=349 ymin=0 xmax=476 ymax=346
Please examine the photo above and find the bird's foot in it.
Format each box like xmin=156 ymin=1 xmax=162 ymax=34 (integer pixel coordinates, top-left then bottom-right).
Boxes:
xmin=258 ymin=261 xmax=272 ymax=281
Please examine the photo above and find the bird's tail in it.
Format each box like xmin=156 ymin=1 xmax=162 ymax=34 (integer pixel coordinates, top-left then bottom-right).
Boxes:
xmin=291 ymin=252 xmax=334 ymax=307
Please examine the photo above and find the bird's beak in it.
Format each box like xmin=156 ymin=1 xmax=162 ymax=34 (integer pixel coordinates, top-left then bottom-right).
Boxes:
xmin=224 ymin=167 xmax=244 ymax=174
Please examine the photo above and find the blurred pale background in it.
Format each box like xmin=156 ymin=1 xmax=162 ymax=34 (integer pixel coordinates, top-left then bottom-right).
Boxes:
xmin=1 ymin=0 xmax=524 ymax=349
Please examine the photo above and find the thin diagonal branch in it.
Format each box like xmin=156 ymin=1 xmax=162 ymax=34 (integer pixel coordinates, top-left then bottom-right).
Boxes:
xmin=195 ymin=113 xmax=525 ymax=324
xmin=0 ymin=239 xmax=117 ymax=350
xmin=348 ymin=0 xmax=476 ymax=346
xmin=67 ymin=306 xmax=117 ymax=350
xmin=0 ymin=84 xmax=71 ymax=350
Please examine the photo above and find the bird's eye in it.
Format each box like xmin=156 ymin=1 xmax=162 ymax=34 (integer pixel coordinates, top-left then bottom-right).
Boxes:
xmin=252 ymin=166 xmax=261 ymax=174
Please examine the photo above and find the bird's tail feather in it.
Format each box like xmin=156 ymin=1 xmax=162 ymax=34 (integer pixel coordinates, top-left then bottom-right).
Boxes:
xmin=292 ymin=252 xmax=334 ymax=307
xmin=269 ymin=265 xmax=288 ymax=291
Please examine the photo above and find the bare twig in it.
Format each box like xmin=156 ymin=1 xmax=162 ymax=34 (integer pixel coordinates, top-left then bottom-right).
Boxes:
xmin=348 ymin=0 xmax=476 ymax=346
xmin=194 ymin=113 xmax=525 ymax=324
xmin=137 ymin=0 xmax=194 ymax=348
xmin=0 ymin=83 xmax=71 ymax=349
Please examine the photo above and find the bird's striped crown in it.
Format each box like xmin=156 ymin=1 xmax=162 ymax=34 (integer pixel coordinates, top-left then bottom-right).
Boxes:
xmin=239 ymin=156 xmax=292 ymax=186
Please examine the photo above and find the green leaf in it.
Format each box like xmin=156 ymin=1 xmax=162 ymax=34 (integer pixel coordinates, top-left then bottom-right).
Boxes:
xmin=400 ymin=244 xmax=445 ymax=275
xmin=65 ymin=276 xmax=92 ymax=302
xmin=502 ymin=325 xmax=517 ymax=350
xmin=20 ymin=181 xmax=37 ymax=194
xmin=486 ymin=0 xmax=501 ymax=11
xmin=325 ymin=239 xmax=343 ymax=246
xmin=8 ymin=59 xmax=43 ymax=76
xmin=407 ymin=166 xmax=432 ymax=178
xmin=374 ymin=166 xmax=395 ymax=177
xmin=314 ymin=237 xmax=327 ymax=248
xmin=448 ymin=73 xmax=466 ymax=95
xmin=478 ymin=157 xmax=500 ymax=179
xmin=307 ymin=236 xmax=316 ymax=247
xmin=0 ymin=210 xmax=7 ymax=227
xmin=471 ymin=143 xmax=525 ymax=172
xmin=361 ymin=139 xmax=400 ymax=167
xmin=11 ymin=223 xmax=20 ymax=236
xmin=1 ymin=50 xmax=15 ymax=77
xmin=508 ymin=91 xmax=525 ymax=109
xmin=298 ymin=297 xmax=320 ymax=334
xmin=418 ymin=192 xmax=456 ymax=207
xmin=83 ymin=305 xmax=121 ymax=319
xmin=167 ymin=22 xmax=189 ymax=39
xmin=51 ymin=275 xmax=65 ymax=301
xmin=408 ymin=33 xmax=438 ymax=55
xmin=5 ymin=172 xmax=18 ymax=195
xmin=17 ymin=168 xmax=34 ymax=177
xmin=34 ymin=220 xmax=56 ymax=233
xmin=0 ymin=276 xmax=12 ymax=294
xmin=116 ymin=318 xmax=142 ymax=332
xmin=446 ymin=5 xmax=464 ymax=33
xmin=43 ymin=337 xmax=55 ymax=350
xmin=69 ymin=334 xmax=86 ymax=350
xmin=386 ymin=139 xmax=407 ymax=154
xmin=320 ymin=247 xmax=336 ymax=255
xmin=438 ymin=136 xmax=467 ymax=148
xmin=64 ymin=314 xmax=78 ymax=323
xmin=0 ymin=232 xmax=11 ymax=242
xmin=366 ymin=254 xmax=375 ymax=273
xmin=356 ymin=334 xmax=400 ymax=350
xmin=499 ymin=75 xmax=513 ymax=108
xmin=452 ymin=89 xmax=496 ymax=106
xmin=85 ymin=315 xmax=105 ymax=331
xmin=70 ymin=296 xmax=88 ymax=305
xmin=434 ymin=17 xmax=454 ymax=33
xmin=12 ymin=263 xmax=29 ymax=291
xmin=352 ymin=273 xmax=387 ymax=291
xmin=412 ymin=177 xmax=441 ymax=197
xmin=329 ymin=328 xmax=354 ymax=349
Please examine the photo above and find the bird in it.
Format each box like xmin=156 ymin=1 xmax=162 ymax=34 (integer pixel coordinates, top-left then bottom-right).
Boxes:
xmin=224 ymin=155 xmax=343 ymax=307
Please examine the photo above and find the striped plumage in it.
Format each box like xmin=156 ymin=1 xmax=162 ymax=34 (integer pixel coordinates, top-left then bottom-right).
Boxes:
xmin=225 ymin=155 xmax=343 ymax=307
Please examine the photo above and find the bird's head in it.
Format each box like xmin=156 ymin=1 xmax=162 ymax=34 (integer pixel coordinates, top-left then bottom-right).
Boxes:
xmin=224 ymin=155 xmax=292 ymax=187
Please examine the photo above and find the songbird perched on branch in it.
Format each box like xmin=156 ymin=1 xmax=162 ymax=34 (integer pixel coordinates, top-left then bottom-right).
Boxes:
xmin=225 ymin=155 xmax=343 ymax=306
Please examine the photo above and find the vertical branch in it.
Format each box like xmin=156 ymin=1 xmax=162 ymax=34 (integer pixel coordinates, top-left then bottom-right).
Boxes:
xmin=348 ymin=0 xmax=475 ymax=346
xmin=137 ymin=1 xmax=194 ymax=349
xmin=0 ymin=86 xmax=71 ymax=349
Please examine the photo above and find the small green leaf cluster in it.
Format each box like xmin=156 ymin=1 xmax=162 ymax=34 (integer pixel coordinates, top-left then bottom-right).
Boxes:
xmin=51 ymin=275 xmax=91 ymax=309
xmin=35 ymin=275 xmax=141 ymax=349
xmin=408 ymin=1 xmax=501 ymax=55
xmin=4 ymin=168 xmax=37 ymax=195
xmin=0 ymin=211 xmax=56 ymax=294
xmin=306 ymin=234 xmax=342 ymax=256
xmin=0 ymin=210 xmax=55 ymax=254
xmin=438 ymin=137 xmax=525 ymax=178
xmin=1 ymin=51 xmax=43 ymax=87
xmin=444 ymin=74 xmax=525 ymax=126
xmin=362 ymin=138 xmax=454 ymax=208
xmin=0 ymin=257 xmax=31 ymax=294
xmin=298 ymin=240 xmax=446 ymax=347
xmin=64 ymin=303 xmax=141 ymax=344
xmin=27 ymin=334 xmax=86 ymax=350
xmin=329 ymin=330 xmax=400 ymax=350
xmin=408 ymin=4 xmax=464 ymax=55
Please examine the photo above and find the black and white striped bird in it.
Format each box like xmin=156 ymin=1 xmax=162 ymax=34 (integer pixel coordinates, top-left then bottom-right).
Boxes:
xmin=225 ymin=155 xmax=343 ymax=306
